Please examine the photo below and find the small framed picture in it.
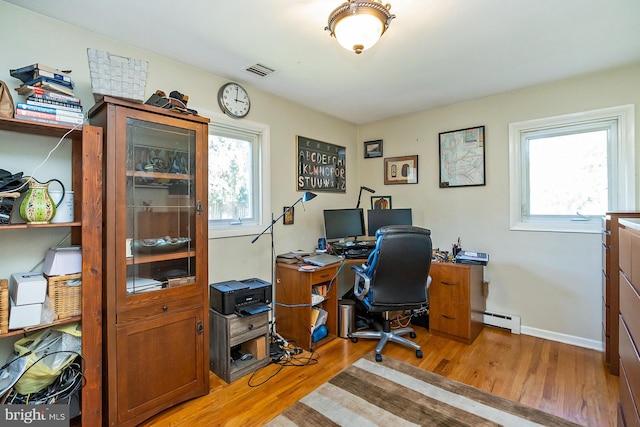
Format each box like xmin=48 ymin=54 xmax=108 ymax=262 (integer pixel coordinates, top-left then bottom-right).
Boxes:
xmin=283 ymin=206 xmax=294 ymax=225
xmin=371 ymin=196 xmax=392 ymax=210
xmin=384 ymin=155 xmax=418 ymax=185
xmin=364 ymin=139 xmax=383 ymax=158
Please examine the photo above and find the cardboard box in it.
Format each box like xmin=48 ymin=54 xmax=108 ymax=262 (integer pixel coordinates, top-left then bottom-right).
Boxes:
xmin=241 ymin=336 xmax=267 ymax=360
xmin=9 ymin=272 xmax=47 ymax=305
xmin=9 ymin=298 xmax=42 ymax=329
xmin=43 ymin=246 xmax=82 ymax=276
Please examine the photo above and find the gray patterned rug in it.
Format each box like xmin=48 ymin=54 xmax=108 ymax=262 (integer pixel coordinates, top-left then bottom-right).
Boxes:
xmin=266 ymin=354 xmax=581 ymax=426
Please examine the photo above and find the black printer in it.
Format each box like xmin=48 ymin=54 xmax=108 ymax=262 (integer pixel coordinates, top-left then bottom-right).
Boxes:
xmin=209 ymin=277 xmax=272 ymax=316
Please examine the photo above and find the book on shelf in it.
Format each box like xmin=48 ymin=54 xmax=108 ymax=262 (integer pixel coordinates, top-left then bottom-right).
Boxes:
xmin=12 ymin=114 xmax=79 ymax=128
xmin=16 ymin=86 xmax=81 ymax=105
xmin=19 ymin=78 xmax=75 ymax=97
xmin=26 ymin=98 xmax=83 ymax=113
xmin=11 ymin=66 xmax=73 ymax=85
xmin=312 ymin=284 xmax=328 ymax=297
xmin=310 ymin=307 xmax=328 ymax=333
xmin=16 ymin=103 xmax=84 ymax=119
xmin=15 ymin=107 xmax=83 ymax=125
xmin=10 ymin=63 xmax=71 ymax=79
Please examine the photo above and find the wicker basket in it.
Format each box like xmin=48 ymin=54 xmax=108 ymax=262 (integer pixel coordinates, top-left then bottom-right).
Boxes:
xmin=46 ymin=273 xmax=82 ymax=320
xmin=0 ymin=278 xmax=8 ymax=334
xmin=87 ymin=48 xmax=148 ymax=103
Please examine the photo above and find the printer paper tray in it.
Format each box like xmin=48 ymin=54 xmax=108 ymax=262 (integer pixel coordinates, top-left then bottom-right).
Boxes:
xmin=235 ymin=303 xmax=271 ymax=317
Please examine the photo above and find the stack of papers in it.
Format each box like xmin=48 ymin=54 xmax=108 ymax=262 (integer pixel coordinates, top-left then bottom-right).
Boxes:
xmin=455 ymin=251 xmax=489 ymax=265
xmin=126 ymin=277 xmax=163 ymax=294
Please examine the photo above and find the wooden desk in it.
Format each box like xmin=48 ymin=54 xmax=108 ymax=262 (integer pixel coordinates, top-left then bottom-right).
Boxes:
xmin=275 ymin=263 xmax=340 ymax=350
xmin=340 ymin=259 xmax=486 ymax=345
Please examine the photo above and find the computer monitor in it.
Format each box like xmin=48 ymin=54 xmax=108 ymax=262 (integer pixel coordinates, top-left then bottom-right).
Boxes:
xmin=323 ymin=208 xmax=365 ymax=241
xmin=367 ymin=208 xmax=413 ymax=237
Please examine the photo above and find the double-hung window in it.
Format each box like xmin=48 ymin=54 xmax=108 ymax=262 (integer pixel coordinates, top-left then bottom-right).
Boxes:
xmin=207 ymin=116 xmax=270 ymax=238
xmin=509 ymin=105 xmax=635 ymax=233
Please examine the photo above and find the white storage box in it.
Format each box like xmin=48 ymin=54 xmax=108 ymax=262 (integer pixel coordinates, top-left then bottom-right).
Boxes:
xmin=43 ymin=246 xmax=82 ymax=276
xmin=9 ymin=272 xmax=47 ymax=305
xmin=9 ymin=298 xmax=42 ymax=329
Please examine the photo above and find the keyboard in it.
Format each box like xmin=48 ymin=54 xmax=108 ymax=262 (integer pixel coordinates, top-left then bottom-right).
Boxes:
xmin=344 ymin=247 xmax=374 ymax=259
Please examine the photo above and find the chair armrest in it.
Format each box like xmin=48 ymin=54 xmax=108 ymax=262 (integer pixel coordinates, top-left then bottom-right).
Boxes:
xmin=351 ymin=265 xmax=371 ymax=300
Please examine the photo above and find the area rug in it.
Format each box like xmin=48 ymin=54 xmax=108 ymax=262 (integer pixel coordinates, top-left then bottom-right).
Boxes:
xmin=266 ymin=354 xmax=581 ymax=427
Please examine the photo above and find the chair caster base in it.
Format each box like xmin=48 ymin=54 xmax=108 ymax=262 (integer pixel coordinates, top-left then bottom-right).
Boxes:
xmin=410 ymin=331 xmax=417 ymax=339
xmin=350 ymin=336 xmax=358 ymax=343
xmin=416 ymin=349 xmax=423 ymax=358
xmin=375 ymin=353 xmax=382 ymax=362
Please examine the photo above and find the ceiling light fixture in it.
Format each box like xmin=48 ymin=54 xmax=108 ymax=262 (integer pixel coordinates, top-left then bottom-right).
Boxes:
xmin=325 ymin=0 xmax=395 ymax=54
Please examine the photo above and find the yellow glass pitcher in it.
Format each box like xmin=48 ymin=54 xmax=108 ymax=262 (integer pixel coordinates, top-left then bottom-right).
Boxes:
xmin=19 ymin=177 xmax=65 ymax=224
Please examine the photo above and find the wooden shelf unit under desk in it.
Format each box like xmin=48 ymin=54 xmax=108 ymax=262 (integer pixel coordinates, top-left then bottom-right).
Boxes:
xmin=429 ymin=262 xmax=486 ymax=344
xmin=275 ymin=263 xmax=340 ymax=351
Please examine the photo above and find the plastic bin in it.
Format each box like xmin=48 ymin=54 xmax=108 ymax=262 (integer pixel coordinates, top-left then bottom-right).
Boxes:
xmin=338 ymin=299 xmax=356 ymax=338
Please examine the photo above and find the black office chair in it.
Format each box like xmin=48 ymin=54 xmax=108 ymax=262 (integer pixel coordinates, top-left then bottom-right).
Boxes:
xmin=349 ymin=225 xmax=432 ymax=362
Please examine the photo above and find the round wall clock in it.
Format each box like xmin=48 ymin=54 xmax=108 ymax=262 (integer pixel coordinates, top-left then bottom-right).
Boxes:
xmin=217 ymin=82 xmax=250 ymax=118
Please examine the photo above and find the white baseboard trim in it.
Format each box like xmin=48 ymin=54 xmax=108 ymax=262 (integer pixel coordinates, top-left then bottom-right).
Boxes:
xmin=520 ymin=326 xmax=603 ymax=352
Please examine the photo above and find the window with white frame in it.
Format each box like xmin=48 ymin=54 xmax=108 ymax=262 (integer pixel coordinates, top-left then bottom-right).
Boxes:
xmin=207 ymin=116 xmax=270 ymax=238
xmin=509 ymin=105 xmax=635 ymax=233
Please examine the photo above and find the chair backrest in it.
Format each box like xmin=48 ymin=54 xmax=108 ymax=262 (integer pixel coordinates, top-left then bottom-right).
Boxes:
xmin=364 ymin=225 xmax=432 ymax=310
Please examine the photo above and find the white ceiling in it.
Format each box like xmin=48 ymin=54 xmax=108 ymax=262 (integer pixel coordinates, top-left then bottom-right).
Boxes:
xmin=6 ymin=0 xmax=640 ymax=124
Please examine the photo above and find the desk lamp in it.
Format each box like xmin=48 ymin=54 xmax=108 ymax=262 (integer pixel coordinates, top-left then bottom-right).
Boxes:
xmin=356 ymin=186 xmax=375 ymax=208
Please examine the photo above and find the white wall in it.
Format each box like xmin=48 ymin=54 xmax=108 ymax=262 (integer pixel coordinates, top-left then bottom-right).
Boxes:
xmin=2 ymin=1 xmax=639 ymax=351
xmin=358 ymin=63 xmax=640 ymax=348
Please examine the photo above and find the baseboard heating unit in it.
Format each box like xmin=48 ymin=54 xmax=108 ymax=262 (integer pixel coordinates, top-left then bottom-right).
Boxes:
xmin=483 ymin=311 xmax=521 ymax=334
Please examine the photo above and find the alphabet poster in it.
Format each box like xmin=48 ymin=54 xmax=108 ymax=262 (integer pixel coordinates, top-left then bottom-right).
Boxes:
xmin=297 ymin=136 xmax=346 ymax=192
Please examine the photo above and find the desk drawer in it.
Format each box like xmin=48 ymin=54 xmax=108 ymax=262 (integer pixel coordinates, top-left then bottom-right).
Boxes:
xmin=229 ymin=311 xmax=269 ymax=341
xmin=310 ymin=268 xmax=338 ymax=286
xmin=620 ymin=315 xmax=640 ymax=409
xmin=621 ymin=274 xmax=640 ymax=344
xmin=430 ymin=300 xmax=470 ymax=338
xmin=620 ymin=361 xmax=640 ymax=427
xmin=429 ymin=269 xmax=470 ymax=303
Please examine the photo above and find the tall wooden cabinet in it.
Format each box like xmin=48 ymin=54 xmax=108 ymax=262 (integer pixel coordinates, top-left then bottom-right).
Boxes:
xmin=0 ymin=117 xmax=103 ymax=426
xmin=618 ymin=218 xmax=640 ymax=427
xmin=602 ymin=212 xmax=640 ymax=376
xmin=429 ymin=262 xmax=485 ymax=344
xmin=88 ymin=97 xmax=209 ymax=426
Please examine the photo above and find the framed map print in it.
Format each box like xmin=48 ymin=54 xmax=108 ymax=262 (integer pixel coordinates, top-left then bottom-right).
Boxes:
xmin=439 ymin=126 xmax=485 ymax=188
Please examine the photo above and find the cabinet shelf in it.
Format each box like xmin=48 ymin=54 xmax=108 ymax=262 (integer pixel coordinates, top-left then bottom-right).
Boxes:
xmin=0 ymin=316 xmax=81 ymax=339
xmin=127 ymin=170 xmax=192 ymax=181
xmin=126 ymin=250 xmax=196 ymax=265
xmin=0 ymin=116 xmax=83 ymax=138
xmin=0 ymin=221 xmax=81 ymax=230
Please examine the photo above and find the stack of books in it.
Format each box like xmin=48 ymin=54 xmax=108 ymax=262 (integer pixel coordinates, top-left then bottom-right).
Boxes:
xmin=9 ymin=63 xmax=83 ymax=126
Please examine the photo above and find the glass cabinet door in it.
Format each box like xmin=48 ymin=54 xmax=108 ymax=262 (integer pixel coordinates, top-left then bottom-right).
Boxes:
xmin=125 ymin=118 xmax=197 ymax=295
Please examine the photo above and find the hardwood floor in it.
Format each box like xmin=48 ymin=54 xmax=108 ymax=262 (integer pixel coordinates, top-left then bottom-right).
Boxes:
xmin=140 ymin=326 xmax=619 ymax=427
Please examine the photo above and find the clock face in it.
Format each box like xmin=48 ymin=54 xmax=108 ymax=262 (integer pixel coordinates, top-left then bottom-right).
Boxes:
xmin=218 ymin=83 xmax=250 ymax=118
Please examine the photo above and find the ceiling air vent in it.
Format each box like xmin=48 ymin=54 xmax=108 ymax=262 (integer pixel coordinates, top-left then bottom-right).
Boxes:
xmin=244 ymin=63 xmax=276 ymax=78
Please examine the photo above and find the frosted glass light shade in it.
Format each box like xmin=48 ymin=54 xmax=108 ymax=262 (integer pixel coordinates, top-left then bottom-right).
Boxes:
xmin=334 ymin=13 xmax=384 ymax=53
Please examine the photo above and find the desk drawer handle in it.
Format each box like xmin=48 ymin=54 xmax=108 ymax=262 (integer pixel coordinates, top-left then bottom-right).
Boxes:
xmin=319 ymin=274 xmax=330 ymax=279
xmin=442 ymin=315 xmax=456 ymax=320
xmin=163 ymin=306 xmax=168 ymax=311
xmin=442 ymin=281 xmax=457 ymax=286
xmin=248 ymin=324 xmax=254 ymax=330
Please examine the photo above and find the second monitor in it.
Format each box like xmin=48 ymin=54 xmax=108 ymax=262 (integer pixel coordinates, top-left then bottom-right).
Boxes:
xmin=367 ymin=208 xmax=413 ymax=237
